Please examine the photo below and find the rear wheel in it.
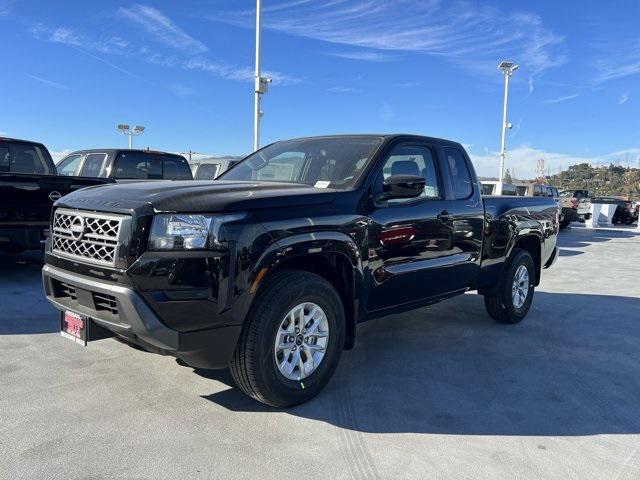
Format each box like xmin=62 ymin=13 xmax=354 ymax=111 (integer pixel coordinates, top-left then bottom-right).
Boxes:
xmin=230 ymin=270 xmax=345 ymax=408
xmin=484 ymin=249 xmax=535 ymax=324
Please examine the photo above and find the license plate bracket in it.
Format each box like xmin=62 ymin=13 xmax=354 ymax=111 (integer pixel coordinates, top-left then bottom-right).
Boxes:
xmin=60 ymin=310 xmax=88 ymax=346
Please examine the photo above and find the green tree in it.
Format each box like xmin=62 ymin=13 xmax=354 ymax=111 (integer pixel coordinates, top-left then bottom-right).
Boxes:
xmin=503 ymin=168 xmax=513 ymax=183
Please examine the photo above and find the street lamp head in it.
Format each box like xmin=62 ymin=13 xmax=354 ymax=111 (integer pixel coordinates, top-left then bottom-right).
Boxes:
xmin=117 ymin=124 xmax=130 ymax=132
xmin=133 ymin=125 xmax=145 ymax=134
xmin=498 ymin=61 xmax=519 ymax=75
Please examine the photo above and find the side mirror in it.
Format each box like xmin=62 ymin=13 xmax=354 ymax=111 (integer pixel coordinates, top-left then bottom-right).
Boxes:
xmin=379 ymin=174 xmax=425 ymax=201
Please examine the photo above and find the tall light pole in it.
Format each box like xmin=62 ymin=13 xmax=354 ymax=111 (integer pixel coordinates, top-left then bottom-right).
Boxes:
xmin=497 ymin=61 xmax=518 ymax=194
xmin=117 ymin=124 xmax=145 ymax=149
xmin=253 ymin=0 xmax=271 ymax=152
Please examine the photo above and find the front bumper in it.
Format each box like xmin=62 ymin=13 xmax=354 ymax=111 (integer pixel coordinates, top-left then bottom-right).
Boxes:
xmin=42 ymin=264 xmax=242 ymax=368
xmin=0 ymin=224 xmax=48 ymax=251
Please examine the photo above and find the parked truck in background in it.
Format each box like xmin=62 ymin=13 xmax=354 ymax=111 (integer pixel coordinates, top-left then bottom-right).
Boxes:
xmin=0 ymin=138 xmax=112 ymax=253
xmin=42 ymin=134 xmax=558 ymax=407
xmin=559 ymin=189 xmax=591 ymax=227
xmin=189 ymin=157 xmax=242 ymax=180
xmin=56 ymin=149 xmax=193 ymax=181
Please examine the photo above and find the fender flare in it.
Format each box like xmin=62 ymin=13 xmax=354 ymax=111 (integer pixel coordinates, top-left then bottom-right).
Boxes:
xmin=243 ymin=231 xmax=365 ymax=348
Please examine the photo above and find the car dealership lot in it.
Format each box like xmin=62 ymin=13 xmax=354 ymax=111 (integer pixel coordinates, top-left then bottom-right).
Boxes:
xmin=1 ymin=227 xmax=639 ymax=480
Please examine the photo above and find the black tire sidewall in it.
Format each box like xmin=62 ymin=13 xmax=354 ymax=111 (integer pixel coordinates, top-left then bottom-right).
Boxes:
xmin=501 ymin=250 xmax=535 ymax=322
xmin=253 ymin=273 xmax=345 ymax=405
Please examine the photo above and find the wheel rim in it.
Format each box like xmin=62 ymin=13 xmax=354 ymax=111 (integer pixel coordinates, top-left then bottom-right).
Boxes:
xmin=274 ymin=302 xmax=330 ymax=381
xmin=511 ymin=264 xmax=530 ymax=309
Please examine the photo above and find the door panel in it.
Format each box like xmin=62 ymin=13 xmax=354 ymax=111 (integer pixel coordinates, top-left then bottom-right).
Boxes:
xmin=367 ymin=199 xmax=458 ymax=311
xmin=365 ymin=143 xmax=484 ymax=313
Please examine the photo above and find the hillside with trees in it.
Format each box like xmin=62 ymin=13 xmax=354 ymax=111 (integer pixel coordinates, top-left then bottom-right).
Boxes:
xmin=546 ymin=163 xmax=640 ymax=198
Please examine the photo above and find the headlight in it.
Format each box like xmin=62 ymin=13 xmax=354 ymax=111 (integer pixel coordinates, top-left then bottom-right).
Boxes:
xmin=148 ymin=213 xmax=245 ymax=250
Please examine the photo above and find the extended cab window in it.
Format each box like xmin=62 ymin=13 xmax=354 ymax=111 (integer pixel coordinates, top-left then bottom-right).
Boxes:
xmin=194 ymin=163 xmax=220 ymax=180
xmin=80 ymin=153 xmax=108 ymax=177
xmin=114 ymin=152 xmax=162 ymax=179
xmin=163 ymin=156 xmax=192 ymax=180
xmin=57 ymin=154 xmax=82 ymax=176
xmin=380 ymin=145 xmax=440 ymax=204
xmin=444 ymin=148 xmax=473 ymax=199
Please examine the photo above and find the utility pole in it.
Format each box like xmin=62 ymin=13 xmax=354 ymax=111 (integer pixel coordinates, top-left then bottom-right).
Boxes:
xmin=253 ymin=0 xmax=271 ymax=152
xmin=497 ymin=61 xmax=518 ymax=194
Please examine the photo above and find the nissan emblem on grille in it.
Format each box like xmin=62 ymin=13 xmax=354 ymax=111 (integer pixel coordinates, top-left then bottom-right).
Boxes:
xmin=51 ymin=208 xmax=128 ymax=267
xmin=69 ymin=216 xmax=85 ymax=240
xmin=48 ymin=191 xmax=62 ymax=202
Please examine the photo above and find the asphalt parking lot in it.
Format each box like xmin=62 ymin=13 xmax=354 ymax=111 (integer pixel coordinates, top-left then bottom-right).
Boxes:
xmin=2 ymin=227 xmax=640 ymax=480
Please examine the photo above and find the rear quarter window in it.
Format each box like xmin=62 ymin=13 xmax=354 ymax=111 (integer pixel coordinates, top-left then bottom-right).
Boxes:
xmin=444 ymin=147 xmax=473 ymax=199
xmin=162 ymin=156 xmax=192 ymax=180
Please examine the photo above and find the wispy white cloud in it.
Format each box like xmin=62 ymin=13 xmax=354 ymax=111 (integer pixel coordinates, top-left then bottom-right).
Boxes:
xmin=328 ymin=50 xmax=395 ymax=62
xmin=182 ymin=56 xmax=302 ymax=85
xmin=214 ymin=0 xmax=566 ymax=76
xmin=29 ymin=21 xmax=299 ymax=86
xmin=118 ymin=4 xmax=208 ymax=55
xmin=72 ymin=46 xmax=141 ymax=79
xmin=527 ymin=77 xmax=535 ymax=97
xmin=593 ymin=40 xmax=640 ymax=84
xmin=31 ymin=23 xmax=132 ymax=55
xmin=470 ymin=145 xmax=640 ymax=178
xmin=30 ymin=24 xmax=141 ymax=78
xmin=26 ymin=73 xmax=68 ymax=90
xmin=0 ymin=0 xmax=13 ymax=16
xmin=618 ymin=92 xmax=630 ymax=105
xmin=327 ymin=86 xmax=355 ymax=93
xmin=542 ymin=92 xmax=580 ymax=104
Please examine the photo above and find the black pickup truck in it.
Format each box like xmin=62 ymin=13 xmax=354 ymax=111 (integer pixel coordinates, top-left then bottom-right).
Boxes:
xmin=42 ymin=134 xmax=558 ymax=407
xmin=0 ymin=138 xmax=112 ymax=253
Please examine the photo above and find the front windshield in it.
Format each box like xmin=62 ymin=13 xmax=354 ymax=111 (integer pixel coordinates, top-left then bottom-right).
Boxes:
xmin=219 ymin=136 xmax=383 ymax=190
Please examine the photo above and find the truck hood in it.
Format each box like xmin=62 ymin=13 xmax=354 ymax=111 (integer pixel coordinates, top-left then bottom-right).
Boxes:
xmin=56 ymin=180 xmax=338 ymax=215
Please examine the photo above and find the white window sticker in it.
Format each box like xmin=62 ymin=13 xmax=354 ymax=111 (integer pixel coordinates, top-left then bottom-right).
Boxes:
xmin=314 ymin=181 xmax=331 ymax=188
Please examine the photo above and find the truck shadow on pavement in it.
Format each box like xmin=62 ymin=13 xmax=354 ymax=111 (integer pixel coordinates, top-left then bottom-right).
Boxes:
xmin=0 ymin=251 xmax=58 ymax=335
xmin=199 ymin=290 xmax=640 ymax=436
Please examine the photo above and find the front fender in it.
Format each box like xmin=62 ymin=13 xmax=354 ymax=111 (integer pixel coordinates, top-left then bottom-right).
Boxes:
xmin=238 ymin=230 xmax=366 ymax=347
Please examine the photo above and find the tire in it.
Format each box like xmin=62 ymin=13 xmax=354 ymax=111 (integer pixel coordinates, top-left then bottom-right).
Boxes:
xmin=559 ymin=218 xmax=570 ymax=229
xmin=484 ymin=249 xmax=535 ymax=324
xmin=229 ymin=270 xmax=345 ymax=408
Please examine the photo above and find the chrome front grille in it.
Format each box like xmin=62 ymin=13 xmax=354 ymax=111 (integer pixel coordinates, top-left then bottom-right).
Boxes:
xmin=52 ymin=208 xmax=129 ymax=267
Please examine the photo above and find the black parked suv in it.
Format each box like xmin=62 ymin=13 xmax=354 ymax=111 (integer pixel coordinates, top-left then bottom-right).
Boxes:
xmin=56 ymin=149 xmax=193 ymax=181
xmin=43 ymin=135 xmax=558 ymax=407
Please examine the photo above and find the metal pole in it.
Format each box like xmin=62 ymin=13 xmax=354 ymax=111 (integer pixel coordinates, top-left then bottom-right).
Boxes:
xmin=253 ymin=0 xmax=262 ymax=152
xmin=498 ymin=72 xmax=510 ymax=193
xmin=128 ymin=132 xmax=132 ymax=149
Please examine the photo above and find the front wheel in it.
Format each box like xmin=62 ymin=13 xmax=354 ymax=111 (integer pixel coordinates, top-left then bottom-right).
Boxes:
xmin=484 ymin=249 xmax=535 ymax=324
xmin=230 ymin=270 xmax=345 ymax=408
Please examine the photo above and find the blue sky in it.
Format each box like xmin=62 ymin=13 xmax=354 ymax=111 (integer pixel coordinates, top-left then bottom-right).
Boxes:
xmin=0 ymin=0 xmax=638 ymax=178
